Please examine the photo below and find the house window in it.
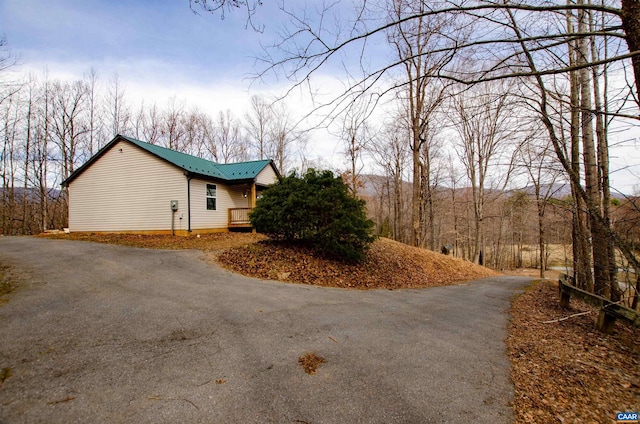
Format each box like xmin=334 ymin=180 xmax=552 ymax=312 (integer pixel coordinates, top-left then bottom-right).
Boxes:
xmin=206 ymin=184 xmax=217 ymax=210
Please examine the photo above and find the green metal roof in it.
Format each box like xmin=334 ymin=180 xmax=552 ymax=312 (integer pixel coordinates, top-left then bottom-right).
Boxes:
xmin=122 ymin=136 xmax=226 ymax=179
xmin=216 ymin=160 xmax=276 ymax=180
xmin=122 ymin=136 xmax=274 ymax=181
xmin=62 ymin=135 xmax=277 ymax=187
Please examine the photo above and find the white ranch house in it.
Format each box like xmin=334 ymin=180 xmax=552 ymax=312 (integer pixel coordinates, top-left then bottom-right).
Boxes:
xmin=62 ymin=135 xmax=279 ymax=235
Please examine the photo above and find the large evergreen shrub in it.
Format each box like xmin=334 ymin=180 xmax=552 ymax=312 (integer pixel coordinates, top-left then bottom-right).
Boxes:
xmin=250 ymin=169 xmax=375 ymax=262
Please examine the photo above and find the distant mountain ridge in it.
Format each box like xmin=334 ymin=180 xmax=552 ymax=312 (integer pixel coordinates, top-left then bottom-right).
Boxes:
xmin=512 ymin=183 xmax=627 ymax=200
xmin=0 ymin=187 xmax=62 ymax=201
xmin=357 ymin=175 xmax=628 ymax=200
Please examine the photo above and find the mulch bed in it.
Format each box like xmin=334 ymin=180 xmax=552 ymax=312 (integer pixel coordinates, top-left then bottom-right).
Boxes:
xmin=507 ymin=280 xmax=640 ymax=423
xmin=39 ymin=232 xmax=266 ymax=252
xmin=217 ymin=237 xmax=497 ymax=289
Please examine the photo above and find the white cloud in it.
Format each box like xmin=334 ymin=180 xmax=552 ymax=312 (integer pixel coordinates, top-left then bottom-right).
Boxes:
xmin=3 ymin=0 xmax=638 ymax=192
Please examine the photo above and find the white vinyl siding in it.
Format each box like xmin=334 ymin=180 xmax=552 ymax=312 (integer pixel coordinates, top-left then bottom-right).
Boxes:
xmin=189 ymin=180 xmax=248 ymax=229
xmin=256 ymin=164 xmax=277 ymax=186
xmin=68 ymin=141 xmax=187 ymax=232
xmin=68 ymin=140 xmax=281 ymax=233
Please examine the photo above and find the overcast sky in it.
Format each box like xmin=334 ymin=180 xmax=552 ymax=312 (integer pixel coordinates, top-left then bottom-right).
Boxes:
xmin=0 ymin=0 xmax=301 ymax=105
xmin=0 ymin=0 xmax=346 ymax=160
xmin=1 ymin=0 xmax=639 ymax=193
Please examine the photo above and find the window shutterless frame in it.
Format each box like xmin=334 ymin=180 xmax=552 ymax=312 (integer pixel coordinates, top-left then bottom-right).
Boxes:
xmin=206 ymin=184 xmax=217 ymax=210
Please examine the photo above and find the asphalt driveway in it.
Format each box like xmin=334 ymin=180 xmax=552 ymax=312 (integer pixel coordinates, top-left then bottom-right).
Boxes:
xmin=0 ymin=237 xmax=532 ymax=423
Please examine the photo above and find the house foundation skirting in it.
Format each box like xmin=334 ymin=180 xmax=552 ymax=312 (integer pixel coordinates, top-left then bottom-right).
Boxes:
xmin=67 ymin=228 xmax=231 ymax=236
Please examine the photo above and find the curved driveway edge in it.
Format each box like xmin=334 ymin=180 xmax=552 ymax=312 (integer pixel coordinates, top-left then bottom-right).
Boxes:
xmin=0 ymin=237 xmax=532 ymax=423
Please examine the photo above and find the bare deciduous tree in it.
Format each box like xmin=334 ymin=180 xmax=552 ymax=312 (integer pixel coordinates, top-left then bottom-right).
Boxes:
xmin=215 ymin=109 xmax=247 ymax=163
xmin=266 ymin=102 xmax=300 ymax=174
xmin=388 ymin=0 xmax=455 ymax=248
xmin=245 ymin=95 xmax=271 ymax=160
xmin=451 ymin=83 xmax=518 ymax=265
xmin=339 ymin=97 xmax=372 ymax=196
xmin=107 ymin=73 xmax=131 ymax=137
xmin=161 ymin=96 xmax=188 ymax=152
xmin=50 ymin=80 xmax=88 ymax=181
xmin=1 ymin=91 xmax=21 ymax=234
xmin=84 ymin=68 xmax=102 ymax=155
xmin=369 ymin=113 xmax=411 ymax=243
xmin=518 ymin=129 xmax=564 ymax=278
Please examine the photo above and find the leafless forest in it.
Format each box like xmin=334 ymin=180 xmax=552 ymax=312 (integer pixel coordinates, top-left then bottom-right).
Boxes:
xmin=1 ymin=0 xmax=639 ymax=307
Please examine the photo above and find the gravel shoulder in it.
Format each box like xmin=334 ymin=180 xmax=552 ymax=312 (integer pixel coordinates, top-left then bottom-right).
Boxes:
xmin=0 ymin=236 xmax=530 ymax=423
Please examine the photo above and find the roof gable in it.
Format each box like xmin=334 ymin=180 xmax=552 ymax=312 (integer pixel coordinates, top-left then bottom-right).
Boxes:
xmin=123 ymin=137 xmax=226 ymax=179
xmin=62 ymin=135 xmax=279 ymax=186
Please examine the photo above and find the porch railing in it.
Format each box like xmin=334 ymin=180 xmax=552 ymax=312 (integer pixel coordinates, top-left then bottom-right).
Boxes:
xmin=228 ymin=208 xmax=252 ymax=227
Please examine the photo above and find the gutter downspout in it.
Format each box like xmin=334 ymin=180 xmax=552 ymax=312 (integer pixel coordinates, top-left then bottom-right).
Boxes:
xmin=251 ymin=181 xmax=257 ymax=234
xmin=185 ymin=172 xmax=192 ymax=233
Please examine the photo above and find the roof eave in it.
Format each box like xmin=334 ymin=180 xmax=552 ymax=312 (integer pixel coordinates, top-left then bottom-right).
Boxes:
xmin=268 ymin=160 xmax=282 ymax=179
xmin=62 ymin=135 xmax=281 ymax=188
xmin=184 ymin=171 xmax=234 ymax=185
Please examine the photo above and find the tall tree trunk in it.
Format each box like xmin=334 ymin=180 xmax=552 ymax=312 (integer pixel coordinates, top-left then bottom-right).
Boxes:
xmin=411 ymin=126 xmax=422 ymax=247
xmin=393 ymin=172 xmax=401 ymax=241
xmin=535 ymin=184 xmax=546 ymax=279
xmin=427 ymin=185 xmax=435 ymax=251
xmin=22 ymin=86 xmax=33 ymax=235
xmin=350 ymin=134 xmax=358 ymax=196
xmin=578 ymin=2 xmax=610 ymax=297
xmin=473 ymin=181 xmax=483 ymax=265
xmin=567 ymin=7 xmax=593 ymax=290
xmin=590 ymin=2 xmax=620 ymax=301
xmin=423 ymin=146 xmax=436 ymax=251
xmin=40 ymin=79 xmax=50 ymax=232
xmin=620 ymin=0 xmax=640 ymax=104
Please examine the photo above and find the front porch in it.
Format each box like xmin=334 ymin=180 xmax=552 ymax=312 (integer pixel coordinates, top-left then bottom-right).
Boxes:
xmin=228 ymin=207 xmax=253 ymax=228
xmin=227 ymin=182 xmax=269 ymax=229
